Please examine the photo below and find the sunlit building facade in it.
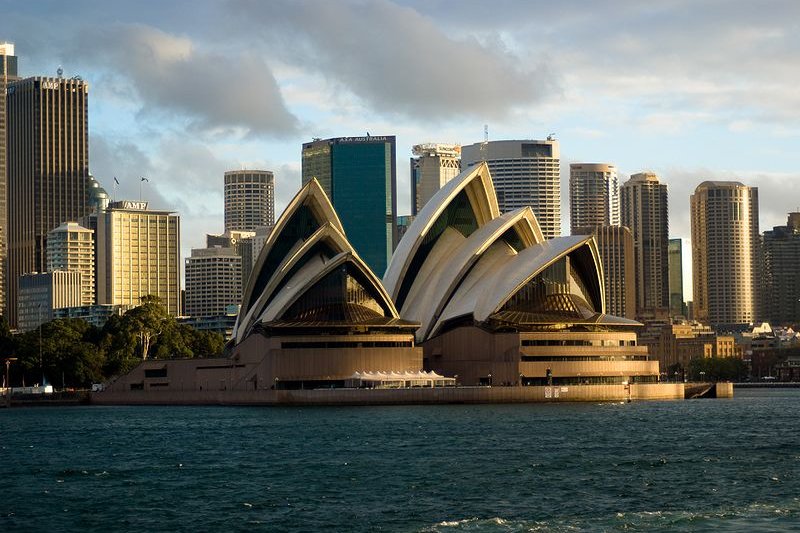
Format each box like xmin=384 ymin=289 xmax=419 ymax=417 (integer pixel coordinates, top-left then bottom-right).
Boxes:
xmin=690 ymin=181 xmax=759 ymax=328
xmin=96 ymin=201 xmax=181 ymax=315
xmin=224 ymin=170 xmax=274 ymax=232
xmin=46 ymin=222 xmax=95 ymax=306
xmin=569 ymin=163 xmax=619 ymax=234
xmin=461 ymin=139 xmax=561 ymax=239
xmin=410 ymin=143 xmax=461 ymax=215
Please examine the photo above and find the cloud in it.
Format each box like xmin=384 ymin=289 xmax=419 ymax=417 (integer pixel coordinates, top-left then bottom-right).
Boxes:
xmin=231 ymin=0 xmax=556 ymax=121
xmin=74 ymin=24 xmax=299 ymax=136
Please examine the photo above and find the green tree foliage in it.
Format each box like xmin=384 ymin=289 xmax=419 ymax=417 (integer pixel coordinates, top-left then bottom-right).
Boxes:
xmin=688 ymin=356 xmax=748 ymax=382
xmin=7 ymin=296 xmax=226 ymax=388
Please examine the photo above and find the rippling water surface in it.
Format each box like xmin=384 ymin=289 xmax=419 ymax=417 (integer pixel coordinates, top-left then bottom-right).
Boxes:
xmin=1 ymin=389 xmax=798 ymax=532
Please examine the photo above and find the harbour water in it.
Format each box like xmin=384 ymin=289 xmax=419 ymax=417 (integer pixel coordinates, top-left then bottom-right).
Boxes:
xmin=1 ymin=388 xmax=798 ymax=532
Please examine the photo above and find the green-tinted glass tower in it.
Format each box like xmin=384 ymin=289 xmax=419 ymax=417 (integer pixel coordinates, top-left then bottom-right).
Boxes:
xmin=302 ymin=136 xmax=397 ymax=276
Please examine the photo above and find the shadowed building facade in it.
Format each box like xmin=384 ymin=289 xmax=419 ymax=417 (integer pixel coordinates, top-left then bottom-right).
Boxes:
xmin=621 ymin=172 xmax=669 ymax=319
xmin=301 ymin=136 xmax=397 ymax=276
xmin=690 ymin=181 xmax=759 ymax=329
xmin=574 ymin=225 xmax=636 ymax=319
xmin=6 ymin=75 xmax=90 ymax=326
xmin=0 ymin=43 xmax=19 ymax=316
xmin=762 ymin=213 xmax=800 ymax=326
xmin=668 ymin=238 xmax=685 ymax=318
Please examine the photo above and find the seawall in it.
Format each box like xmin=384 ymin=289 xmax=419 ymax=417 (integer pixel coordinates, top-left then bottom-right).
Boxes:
xmin=93 ymin=383 xmax=685 ymax=406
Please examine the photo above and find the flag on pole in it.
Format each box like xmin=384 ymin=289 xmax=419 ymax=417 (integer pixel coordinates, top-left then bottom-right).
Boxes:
xmin=141 ymin=177 xmax=149 ymax=182
xmin=113 ymin=176 xmax=120 ymax=185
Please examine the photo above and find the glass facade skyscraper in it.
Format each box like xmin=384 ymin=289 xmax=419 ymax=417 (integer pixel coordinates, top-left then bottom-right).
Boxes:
xmin=301 ymin=136 xmax=397 ymax=276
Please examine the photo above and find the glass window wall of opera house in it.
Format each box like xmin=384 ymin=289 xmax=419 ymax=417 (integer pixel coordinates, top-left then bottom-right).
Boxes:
xmin=103 ymin=163 xmax=662 ymax=398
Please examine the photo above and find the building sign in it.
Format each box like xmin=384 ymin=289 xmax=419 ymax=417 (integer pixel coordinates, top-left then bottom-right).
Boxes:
xmin=42 ymin=80 xmax=59 ymax=90
xmin=111 ymin=200 xmax=149 ymax=210
xmin=337 ymin=136 xmax=390 ymax=143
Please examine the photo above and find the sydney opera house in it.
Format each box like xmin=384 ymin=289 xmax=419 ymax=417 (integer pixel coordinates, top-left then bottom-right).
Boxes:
xmin=99 ymin=164 xmax=685 ymax=404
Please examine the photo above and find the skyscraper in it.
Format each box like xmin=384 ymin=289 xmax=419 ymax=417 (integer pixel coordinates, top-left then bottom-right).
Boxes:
xmin=46 ymin=222 xmax=95 ymax=306
xmin=461 ymin=139 xmax=561 ymax=238
xmin=410 ymin=143 xmax=460 ymax=215
xmin=224 ymin=170 xmax=274 ymax=232
xmin=621 ymin=172 xmax=669 ymax=318
xmin=574 ymin=225 xmax=635 ymax=319
xmin=569 ymin=163 xmax=619 ymax=234
xmin=668 ymin=238 xmax=685 ymax=318
xmin=301 ymin=135 xmax=397 ymax=275
xmin=0 ymin=43 xmax=19 ymax=318
xmin=185 ymin=247 xmax=242 ymax=318
xmin=690 ymin=181 xmax=759 ymax=328
xmin=96 ymin=201 xmax=181 ymax=316
xmin=6 ymin=75 xmax=90 ymax=326
xmin=762 ymin=213 xmax=800 ymax=326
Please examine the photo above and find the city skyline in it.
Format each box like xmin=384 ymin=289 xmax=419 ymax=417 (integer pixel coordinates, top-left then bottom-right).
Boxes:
xmin=2 ymin=1 xmax=800 ymax=301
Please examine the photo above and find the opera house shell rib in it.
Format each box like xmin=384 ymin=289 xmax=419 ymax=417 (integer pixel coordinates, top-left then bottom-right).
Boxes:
xmin=384 ymin=163 xmax=661 ymax=387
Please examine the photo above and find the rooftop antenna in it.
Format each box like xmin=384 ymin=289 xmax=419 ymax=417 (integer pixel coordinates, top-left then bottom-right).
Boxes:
xmin=56 ymin=66 xmax=63 ymax=78
xmin=547 ymin=132 xmax=556 ymax=141
xmin=480 ymin=124 xmax=489 ymax=162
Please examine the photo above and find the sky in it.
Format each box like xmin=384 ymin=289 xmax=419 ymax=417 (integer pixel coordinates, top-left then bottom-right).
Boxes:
xmin=3 ymin=0 xmax=800 ymax=298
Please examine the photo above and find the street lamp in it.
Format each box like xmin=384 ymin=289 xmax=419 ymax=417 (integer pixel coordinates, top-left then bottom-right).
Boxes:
xmin=700 ymin=371 xmax=706 ymax=383
xmin=487 ymin=373 xmax=492 ymax=387
xmin=4 ymin=357 xmax=17 ymax=407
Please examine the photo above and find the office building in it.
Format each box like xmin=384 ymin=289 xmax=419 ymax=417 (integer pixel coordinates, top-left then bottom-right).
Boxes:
xmin=224 ymin=170 xmax=274 ymax=232
xmin=96 ymin=201 xmax=181 ymax=316
xmin=207 ymin=229 xmax=255 ymax=287
xmin=18 ymin=271 xmax=82 ymax=331
xmin=410 ymin=143 xmax=461 ymax=215
xmin=668 ymin=239 xmax=685 ymax=318
xmin=762 ymin=213 xmax=800 ymax=325
xmin=6 ymin=74 xmax=90 ymax=326
xmin=574 ymin=225 xmax=636 ymax=319
xmin=301 ymin=135 xmax=397 ymax=275
xmin=461 ymin=139 xmax=561 ymax=238
xmin=690 ymin=181 xmax=759 ymax=328
xmin=46 ymin=222 xmax=95 ymax=306
xmin=621 ymin=172 xmax=669 ymax=318
xmin=396 ymin=215 xmax=415 ymax=241
xmin=0 ymin=42 xmax=19 ymax=315
xmin=569 ymin=163 xmax=619 ymax=234
xmin=185 ymin=247 xmax=242 ymax=318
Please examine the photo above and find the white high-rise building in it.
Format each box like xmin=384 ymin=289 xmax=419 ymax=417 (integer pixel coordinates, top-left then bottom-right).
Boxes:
xmin=46 ymin=222 xmax=95 ymax=306
xmin=185 ymin=247 xmax=242 ymax=318
xmin=224 ymin=170 xmax=275 ymax=232
xmin=461 ymin=139 xmax=561 ymax=238
xmin=410 ymin=143 xmax=461 ymax=215
xmin=569 ymin=163 xmax=619 ymax=234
